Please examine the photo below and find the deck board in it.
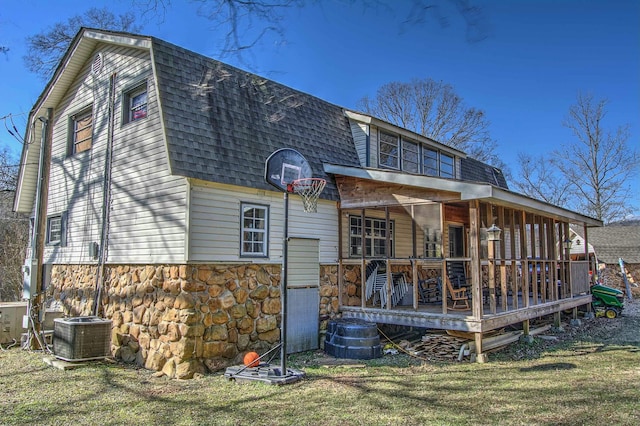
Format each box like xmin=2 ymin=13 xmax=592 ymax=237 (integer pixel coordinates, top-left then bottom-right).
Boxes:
xmin=341 ymin=294 xmax=592 ymax=333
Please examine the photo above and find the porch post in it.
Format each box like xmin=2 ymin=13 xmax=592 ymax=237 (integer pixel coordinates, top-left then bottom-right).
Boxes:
xmin=510 ymin=209 xmax=518 ymax=310
xmin=565 ymin=222 xmax=573 ymax=297
xmin=385 ymin=207 xmax=392 ymax=310
xmin=360 ymin=209 xmax=366 ymax=309
xmin=338 ymin=207 xmax=343 ymax=309
xmin=469 ymin=200 xmax=482 ymax=319
xmin=411 ymin=205 xmax=419 ymax=310
xmin=440 ymin=203 xmax=447 ymax=315
xmin=473 ymin=332 xmax=487 ymax=363
xmin=498 ymin=206 xmax=508 ymax=312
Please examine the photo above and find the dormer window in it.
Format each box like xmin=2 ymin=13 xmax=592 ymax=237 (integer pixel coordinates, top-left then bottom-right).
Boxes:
xmin=423 ymin=148 xmax=438 ymax=176
xmin=440 ymin=153 xmax=454 ymax=178
xmin=402 ymin=140 xmax=419 ymax=173
xmin=379 ymin=132 xmax=399 ymax=169
xmin=376 ymin=129 xmax=457 ymax=178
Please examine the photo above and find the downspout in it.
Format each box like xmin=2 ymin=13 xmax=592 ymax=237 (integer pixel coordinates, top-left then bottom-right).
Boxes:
xmin=28 ymin=109 xmax=52 ymax=349
xmin=93 ymin=73 xmax=117 ymax=316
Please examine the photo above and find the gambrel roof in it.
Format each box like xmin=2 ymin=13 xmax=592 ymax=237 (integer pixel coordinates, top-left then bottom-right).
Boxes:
xmin=152 ymin=38 xmax=359 ymax=200
xmin=13 ymin=28 xmax=544 ymax=213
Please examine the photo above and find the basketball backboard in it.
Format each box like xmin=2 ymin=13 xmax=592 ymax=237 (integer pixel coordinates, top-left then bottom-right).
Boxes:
xmin=264 ymin=148 xmax=313 ymax=192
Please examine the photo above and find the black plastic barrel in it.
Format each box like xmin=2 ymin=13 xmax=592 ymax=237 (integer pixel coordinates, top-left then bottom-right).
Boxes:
xmin=324 ymin=318 xmax=382 ymax=359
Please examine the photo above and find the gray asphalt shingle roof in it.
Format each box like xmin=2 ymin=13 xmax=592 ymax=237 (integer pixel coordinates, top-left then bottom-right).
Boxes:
xmin=460 ymin=157 xmax=509 ymax=189
xmin=152 ymin=38 xmax=360 ymax=200
xmin=585 ymin=225 xmax=640 ymax=264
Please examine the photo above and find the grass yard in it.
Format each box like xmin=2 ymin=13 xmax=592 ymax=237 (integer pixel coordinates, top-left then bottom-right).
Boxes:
xmin=1 ymin=305 xmax=639 ymax=425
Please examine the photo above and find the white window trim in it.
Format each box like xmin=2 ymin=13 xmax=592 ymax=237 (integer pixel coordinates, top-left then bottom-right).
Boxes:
xmin=240 ymin=203 xmax=269 ymax=257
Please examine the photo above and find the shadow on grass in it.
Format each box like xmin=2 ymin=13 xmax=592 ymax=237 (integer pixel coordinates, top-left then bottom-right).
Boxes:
xmin=519 ymin=362 xmax=576 ymax=372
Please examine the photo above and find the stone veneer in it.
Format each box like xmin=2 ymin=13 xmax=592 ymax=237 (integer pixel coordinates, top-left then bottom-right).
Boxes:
xmin=50 ymin=263 xmax=341 ymax=379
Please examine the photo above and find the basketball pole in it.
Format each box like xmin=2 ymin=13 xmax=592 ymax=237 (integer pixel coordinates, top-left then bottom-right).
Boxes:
xmin=280 ymin=190 xmax=289 ymax=376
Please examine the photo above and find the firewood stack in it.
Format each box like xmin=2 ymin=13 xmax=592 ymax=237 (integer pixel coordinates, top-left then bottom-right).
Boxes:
xmin=394 ymin=333 xmax=469 ymax=362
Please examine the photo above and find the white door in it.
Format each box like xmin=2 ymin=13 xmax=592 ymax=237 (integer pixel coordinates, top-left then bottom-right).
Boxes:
xmin=286 ymin=238 xmax=320 ymax=353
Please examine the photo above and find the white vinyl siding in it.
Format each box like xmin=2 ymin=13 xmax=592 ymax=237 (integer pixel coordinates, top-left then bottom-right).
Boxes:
xmin=42 ymin=43 xmax=186 ymax=265
xmin=189 ymin=182 xmax=338 ymax=263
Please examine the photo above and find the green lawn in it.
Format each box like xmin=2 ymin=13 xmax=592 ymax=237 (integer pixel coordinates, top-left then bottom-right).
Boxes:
xmin=1 ymin=335 xmax=638 ymax=426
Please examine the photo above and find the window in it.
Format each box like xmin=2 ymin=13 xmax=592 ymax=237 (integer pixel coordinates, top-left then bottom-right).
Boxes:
xmin=46 ymin=213 xmax=66 ymax=246
xmin=241 ymin=203 xmax=268 ymax=257
xmin=349 ymin=216 xmax=394 ymax=257
xmin=402 ymin=139 xmax=419 ymax=173
xmin=70 ymin=108 xmax=93 ymax=154
xmin=379 ymin=132 xmax=399 ymax=169
xmin=440 ymin=153 xmax=455 ymax=178
xmin=424 ymin=228 xmax=441 ymax=258
xmin=123 ymin=83 xmax=148 ymax=124
xmin=423 ymin=148 xmax=438 ymax=176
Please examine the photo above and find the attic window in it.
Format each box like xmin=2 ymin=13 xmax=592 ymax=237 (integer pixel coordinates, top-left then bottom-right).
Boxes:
xmin=123 ymin=82 xmax=148 ymax=124
xmin=69 ymin=107 xmax=93 ymax=155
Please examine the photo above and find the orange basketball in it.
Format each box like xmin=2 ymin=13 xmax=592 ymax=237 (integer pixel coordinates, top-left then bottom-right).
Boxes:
xmin=243 ymin=351 xmax=260 ymax=367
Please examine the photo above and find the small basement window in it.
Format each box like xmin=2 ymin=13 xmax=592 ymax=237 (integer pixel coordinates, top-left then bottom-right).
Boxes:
xmin=46 ymin=213 xmax=67 ymax=246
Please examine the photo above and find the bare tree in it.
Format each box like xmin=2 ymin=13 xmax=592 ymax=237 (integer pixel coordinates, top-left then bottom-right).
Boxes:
xmin=24 ymin=7 xmax=141 ymax=80
xmin=512 ymin=152 xmax=572 ymax=206
xmin=0 ymin=147 xmax=18 ymax=191
xmin=553 ymin=93 xmax=638 ymax=223
xmin=357 ymin=78 xmax=502 ymax=167
xmin=0 ymin=149 xmax=28 ymax=302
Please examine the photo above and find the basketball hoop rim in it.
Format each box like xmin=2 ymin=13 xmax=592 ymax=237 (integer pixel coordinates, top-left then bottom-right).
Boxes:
xmin=289 ymin=177 xmax=327 ymax=193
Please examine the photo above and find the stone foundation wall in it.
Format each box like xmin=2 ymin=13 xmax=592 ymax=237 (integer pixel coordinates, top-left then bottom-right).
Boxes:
xmin=50 ymin=263 xmax=300 ymax=378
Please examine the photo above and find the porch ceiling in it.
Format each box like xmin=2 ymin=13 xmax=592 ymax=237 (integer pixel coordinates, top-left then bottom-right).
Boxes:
xmin=324 ymin=164 xmax=602 ymax=227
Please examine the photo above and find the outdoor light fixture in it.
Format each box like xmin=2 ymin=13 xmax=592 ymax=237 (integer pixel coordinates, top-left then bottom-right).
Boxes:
xmin=563 ymin=238 xmax=573 ymax=250
xmin=487 ymin=224 xmax=501 ymax=241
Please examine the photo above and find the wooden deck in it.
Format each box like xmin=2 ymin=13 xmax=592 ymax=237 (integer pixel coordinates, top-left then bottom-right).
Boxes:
xmin=340 ymin=294 xmax=592 ymax=333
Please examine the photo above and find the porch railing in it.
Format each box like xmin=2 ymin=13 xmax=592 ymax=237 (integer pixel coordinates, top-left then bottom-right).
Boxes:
xmin=341 ymin=257 xmax=584 ymax=317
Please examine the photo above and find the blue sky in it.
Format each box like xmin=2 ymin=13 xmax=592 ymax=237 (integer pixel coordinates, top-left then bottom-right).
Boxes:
xmin=1 ymin=0 xmax=638 ymax=211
